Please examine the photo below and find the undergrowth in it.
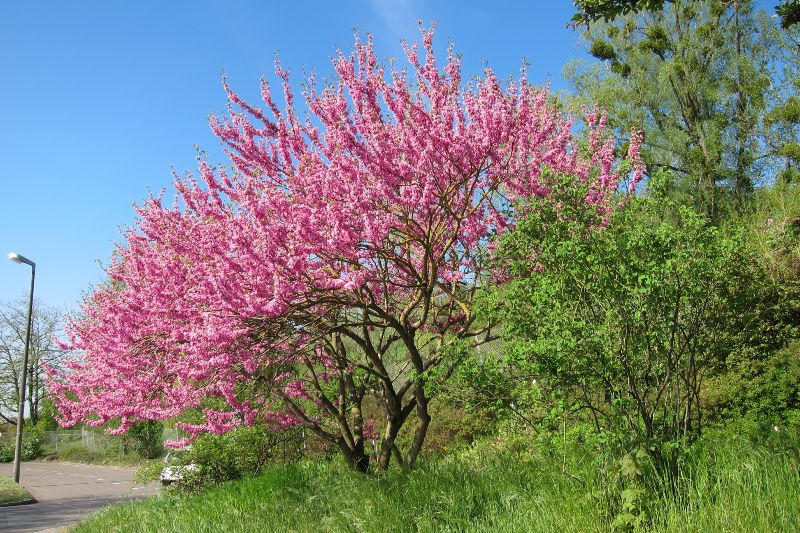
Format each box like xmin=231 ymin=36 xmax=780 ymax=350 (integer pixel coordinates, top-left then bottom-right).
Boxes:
xmin=74 ymin=425 xmax=800 ymax=533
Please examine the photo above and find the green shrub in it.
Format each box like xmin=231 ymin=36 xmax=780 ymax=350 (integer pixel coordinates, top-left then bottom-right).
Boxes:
xmin=0 ymin=430 xmax=44 ymax=462
xmin=0 ymin=440 xmax=13 ymax=463
xmin=178 ymin=425 xmax=304 ymax=488
xmin=485 ymin=182 xmax=751 ymax=455
xmin=35 ymin=398 xmax=62 ymax=432
xmin=122 ymin=420 xmax=164 ymax=459
xmin=21 ymin=430 xmax=43 ymax=461
xmin=705 ymin=341 xmax=800 ymax=428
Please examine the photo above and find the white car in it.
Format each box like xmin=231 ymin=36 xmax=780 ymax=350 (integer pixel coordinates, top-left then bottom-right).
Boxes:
xmin=158 ymin=450 xmax=198 ymax=485
xmin=158 ymin=463 xmax=199 ymax=485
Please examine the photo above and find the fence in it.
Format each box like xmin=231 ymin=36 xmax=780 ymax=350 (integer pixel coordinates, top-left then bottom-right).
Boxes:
xmin=42 ymin=427 xmax=179 ymax=455
xmin=42 ymin=429 xmax=82 ymax=452
xmin=42 ymin=428 xmax=124 ymax=453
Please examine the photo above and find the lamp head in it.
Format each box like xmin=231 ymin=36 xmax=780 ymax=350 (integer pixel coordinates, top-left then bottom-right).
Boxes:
xmin=8 ymin=252 xmax=35 ymax=267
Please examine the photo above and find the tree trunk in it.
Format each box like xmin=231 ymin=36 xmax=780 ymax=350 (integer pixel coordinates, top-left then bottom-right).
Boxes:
xmin=406 ymin=383 xmax=431 ymax=467
xmin=337 ymin=437 xmax=370 ymax=473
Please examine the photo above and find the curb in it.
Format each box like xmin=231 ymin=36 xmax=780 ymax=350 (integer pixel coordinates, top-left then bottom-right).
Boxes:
xmin=0 ymin=497 xmax=37 ymax=507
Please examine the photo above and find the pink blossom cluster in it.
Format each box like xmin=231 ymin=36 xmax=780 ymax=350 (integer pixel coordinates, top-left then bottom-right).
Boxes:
xmin=48 ymin=27 xmax=642 ymax=440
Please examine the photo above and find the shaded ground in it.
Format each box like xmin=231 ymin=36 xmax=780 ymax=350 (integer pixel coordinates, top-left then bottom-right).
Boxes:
xmin=0 ymin=462 xmax=159 ymax=532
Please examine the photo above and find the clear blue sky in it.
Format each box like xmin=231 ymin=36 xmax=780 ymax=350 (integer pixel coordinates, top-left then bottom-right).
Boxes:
xmin=0 ymin=0 xmax=775 ymax=312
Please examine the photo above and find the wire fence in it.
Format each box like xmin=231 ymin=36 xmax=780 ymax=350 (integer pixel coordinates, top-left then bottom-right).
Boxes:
xmin=40 ymin=427 xmax=180 ymax=454
xmin=42 ymin=429 xmax=82 ymax=451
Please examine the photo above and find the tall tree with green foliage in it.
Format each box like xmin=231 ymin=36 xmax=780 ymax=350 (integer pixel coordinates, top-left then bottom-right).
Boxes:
xmin=572 ymin=0 xmax=800 ymax=29
xmin=566 ymin=0 xmax=796 ymax=219
xmin=483 ymin=172 xmax=764 ymax=476
xmin=0 ymin=299 xmax=67 ymax=427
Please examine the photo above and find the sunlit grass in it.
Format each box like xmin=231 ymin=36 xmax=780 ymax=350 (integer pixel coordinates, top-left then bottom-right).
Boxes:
xmin=0 ymin=475 xmax=33 ymax=505
xmin=74 ymin=432 xmax=800 ymax=533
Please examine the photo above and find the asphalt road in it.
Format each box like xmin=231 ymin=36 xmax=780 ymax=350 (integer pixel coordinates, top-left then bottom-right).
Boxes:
xmin=0 ymin=462 xmax=160 ymax=532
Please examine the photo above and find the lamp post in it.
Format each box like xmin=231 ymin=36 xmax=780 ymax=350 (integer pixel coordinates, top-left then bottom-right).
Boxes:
xmin=8 ymin=252 xmax=35 ymax=483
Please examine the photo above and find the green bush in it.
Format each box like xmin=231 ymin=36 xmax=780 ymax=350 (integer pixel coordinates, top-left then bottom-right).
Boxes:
xmin=21 ymin=429 xmax=43 ymax=461
xmin=469 ymin=175 xmax=791 ymax=524
xmin=122 ymin=420 xmax=164 ymax=459
xmin=485 ymin=179 xmax=751 ymax=453
xmin=705 ymin=341 xmax=800 ymax=428
xmin=0 ymin=430 xmax=44 ymax=462
xmin=35 ymin=398 xmax=61 ymax=432
xmin=0 ymin=440 xmax=13 ymax=463
xmin=177 ymin=425 xmax=304 ymax=488
xmin=700 ymin=181 xmax=800 ymax=429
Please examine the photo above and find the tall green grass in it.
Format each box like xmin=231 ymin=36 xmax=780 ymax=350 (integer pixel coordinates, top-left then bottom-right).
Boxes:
xmin=648 ymin=430 xmax=800 ymax=532
xmin=74 ymin=430 xmax=799 ymax=533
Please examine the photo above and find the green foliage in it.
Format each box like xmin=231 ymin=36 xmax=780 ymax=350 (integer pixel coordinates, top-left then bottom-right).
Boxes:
xmin=0 ymin=440 xmax=12 ymax=463
xmin=21 ymin=429 xmax=43 ymax=461
xmin=776 ymin=0 xmax=800 ymax=29
xmin=766 ymin=95 xmax=800 ymax=126
xmin=698 ymin=180 xmax=800 ymax=426
xmin=705 ymin=341 xmax=800 ymax=426
xmin=779 ymin=143 xmax=800 ymax=166
xmin=494 ymin=182 xmax=746 ymax=449
xmin=122 ymin=420 xmax=164 ymax=459
xmin=0 ymin=430 xmax=44 ymax=463
xmin=35 ymin=398 xmax=60 ymax=432
xmin=463 ymin=171 xmax=800 ymax=524
xmin=566 ymin=0 xmax=790 ymax=220
xmin=178 ymin=425 xmax=304 ymax=487
xmin=590 ymin=39 xmax=618 ymax=60
xmin=733 ymin=178 xmax=800 ymax=280
xmin=573 ymin=0 xmax=800 ymax=35
xmin=571 ymin=0 xmax=669 ymax=26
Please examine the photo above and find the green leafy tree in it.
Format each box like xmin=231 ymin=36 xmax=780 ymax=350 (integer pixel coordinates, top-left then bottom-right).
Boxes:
xmin=0 ymin=298 xmax=67 ymax=427
xmin=566 ymin=0 xmax=794 ymax=219
xmin=776 ymin=0 xmax=800 ymax=29
xmin=122 ymin=420 xmax=164 ymax=459
xmin=488 ymin=172 xmax=758 ymax=475
xmin=572 ymin=0 xmax=800 ymax=29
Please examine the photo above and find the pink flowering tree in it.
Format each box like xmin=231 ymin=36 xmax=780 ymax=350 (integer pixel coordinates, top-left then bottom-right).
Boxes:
xmin=49 ymin=27 xmax=641 ymax=472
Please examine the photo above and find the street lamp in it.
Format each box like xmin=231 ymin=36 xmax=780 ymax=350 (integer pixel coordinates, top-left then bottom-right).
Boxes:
xmin=8 ymin=252 xmax=35 ymax=483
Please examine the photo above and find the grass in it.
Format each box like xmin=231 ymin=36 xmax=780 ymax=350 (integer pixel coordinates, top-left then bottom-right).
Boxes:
xmin=0 ymin=475 xmax=33 ymax=505
xmin=647 ymin=433 xmax=800 ymax=532
xmin=74 ymin=446 xmax=605 ymax=533
xmin=73 ymin=430 xmax=800 ymax=533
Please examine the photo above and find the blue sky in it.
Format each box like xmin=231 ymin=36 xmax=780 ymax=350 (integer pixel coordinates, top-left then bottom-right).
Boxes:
xmin=0 ymin=0 xmax=775 ymax=311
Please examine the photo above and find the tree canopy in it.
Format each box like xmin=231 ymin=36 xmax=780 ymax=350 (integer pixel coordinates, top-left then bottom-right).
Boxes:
xmin=566 ymin=0 xmax=800 ymax=220
xmin=572 ymin=0 xmax=800 ymax=29
xmin=49 ymin=28 xmax=641 ymax=472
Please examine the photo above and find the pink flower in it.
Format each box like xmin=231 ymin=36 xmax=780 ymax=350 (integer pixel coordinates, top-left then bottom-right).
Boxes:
xmin=48 ymin=26 xmax=638 ymax=447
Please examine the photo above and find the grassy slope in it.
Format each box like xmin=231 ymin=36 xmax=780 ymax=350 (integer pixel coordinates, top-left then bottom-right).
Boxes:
xmin=75 ymin=451 xmax=604 ymax=533
xmin=73 ymin=432 xmax=800 ymax=533
xmin=0 ymin=475 xmax=33 ymax=505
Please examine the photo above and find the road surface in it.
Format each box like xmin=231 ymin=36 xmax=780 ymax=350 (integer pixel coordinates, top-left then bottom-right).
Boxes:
xmin=0 ymin=461 xmax=160 ymax=532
